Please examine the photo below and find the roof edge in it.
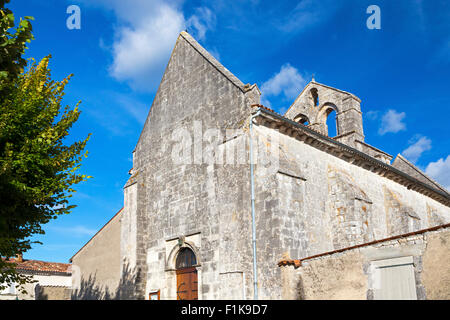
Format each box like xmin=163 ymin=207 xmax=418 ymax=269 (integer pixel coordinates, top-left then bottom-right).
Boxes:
xmin=254 ymin=107 xmax=450 ymax=205
xmin=284 ymin=80 xmax=361 ymax=117
xmin=179 ymin=31 xmax=247 ymax=92
xmin=70 ymin=208 xmax=123 ymax=262
xmin=393 ymin=154 xmax=448 ymax=193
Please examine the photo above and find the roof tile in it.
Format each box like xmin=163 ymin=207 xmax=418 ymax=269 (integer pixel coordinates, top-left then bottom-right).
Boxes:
xmin=3 ymin=258 xmax=71 ymax=274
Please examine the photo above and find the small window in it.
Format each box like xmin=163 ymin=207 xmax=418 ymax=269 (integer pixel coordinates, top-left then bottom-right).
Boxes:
xmin=310 ymin=88 xmax=319 ymax=107
xmin=371 ymin=256 xmax=417 ymax=300
xmin=176 ymin=248 xmax=197 ymax=269
xmin=294 ymin=113 xmax=310 ymax=125
xmin=149 ymin=290 xmax=160 ymax=300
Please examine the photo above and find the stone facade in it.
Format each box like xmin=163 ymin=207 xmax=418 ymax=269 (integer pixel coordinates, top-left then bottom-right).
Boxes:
xmin=250 ymin=120 xmax=449 ymax=299
xmin=74 ymin=31 xmax=450 ymax=299
xmin=120 ymin=31 xmax=259 ymax=300
xmin=280 ymin=226 xmax=450 ymax=300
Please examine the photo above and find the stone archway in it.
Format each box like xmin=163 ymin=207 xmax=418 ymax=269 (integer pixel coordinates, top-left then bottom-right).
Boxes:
xmin=316 ymin=102 xmax=340 ymax=137
xmin=165 ymin=239 xmax=202 ymax=300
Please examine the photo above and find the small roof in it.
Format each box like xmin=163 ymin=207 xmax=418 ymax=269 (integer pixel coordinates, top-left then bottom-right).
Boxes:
xmin=3 ymin=258 xmax=71 ymax=275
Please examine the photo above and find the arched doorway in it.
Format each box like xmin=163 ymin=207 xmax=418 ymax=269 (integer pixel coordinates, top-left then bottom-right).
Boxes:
xmin=176 ymin=248 xmax=198 ymax=300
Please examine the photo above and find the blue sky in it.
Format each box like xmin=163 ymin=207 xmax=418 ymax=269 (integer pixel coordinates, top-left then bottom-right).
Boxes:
xmin=8 ymin=0 xmax=450 ymax=263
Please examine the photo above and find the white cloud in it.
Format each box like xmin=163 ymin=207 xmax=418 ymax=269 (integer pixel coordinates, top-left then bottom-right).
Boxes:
xmin=365 ymin=110 xmax=379 ymax=120
xmin=81 ymin=0 xmax=215 ymax=92
xmin=260 ymin=64 xmax=306 ymax=106
xmin=278 ymin=0 xmax=340 ymax=34
xmin=425 ymin=155 xmax=450 ymax=190
xmin=186 ymin=7 xmax=216 ymax=41
xmin=110 ymin=4 xmax=184 ymax=91
xmin=378 ymin=109 xmax=407 ymax=135
xmin=86 ymin=92 xmax=149 ymax=135
xmin=402 ymin=136 xmax=432 ymax=163
xmin=48 ymin=225 xmax=97 ymax=237
xmin=111 ymin=93 xmax=149 ymax=125
xmin=207 ymin=47 xmax=221 ymax=61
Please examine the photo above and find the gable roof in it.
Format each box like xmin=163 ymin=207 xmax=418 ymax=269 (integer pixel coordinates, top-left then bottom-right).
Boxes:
xmin=392 ymin=154 xmax=448 ymax=193
xmin=132 ymin=31 xmax=257 ymax=152
xmin=69 ymin=208 xmax=123 ymax=262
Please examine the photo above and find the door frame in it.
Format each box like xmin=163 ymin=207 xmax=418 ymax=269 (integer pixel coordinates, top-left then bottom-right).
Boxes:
xmin=163 ymin=239 xmax=203 ymax=300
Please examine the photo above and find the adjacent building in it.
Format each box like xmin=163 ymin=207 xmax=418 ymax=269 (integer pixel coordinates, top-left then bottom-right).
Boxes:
xmin=0 ymin=255 xmax=72 ymax=300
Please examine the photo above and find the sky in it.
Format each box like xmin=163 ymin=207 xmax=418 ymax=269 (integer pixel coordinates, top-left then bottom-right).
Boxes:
xmin=7 ymin=0 xmax=450 ymax=263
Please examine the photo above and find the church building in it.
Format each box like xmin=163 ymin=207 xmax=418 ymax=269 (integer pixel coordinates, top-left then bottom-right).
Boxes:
xmin=70 ymin=32 xmax=450 ymax=300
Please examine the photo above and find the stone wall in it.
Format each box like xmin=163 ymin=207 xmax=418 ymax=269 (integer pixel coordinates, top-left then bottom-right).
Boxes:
xmin=252 ymin=123 xmax=450 ymax=299
xmin=126 ymin=31 xmax=259 ymax=299
xmin=35 ymin=286 xmax=71 ymax=300
xmin=116 ymin=31 xmax=449 ymax=300
xmin=0 ymin=273 xmax=72 ymax=300
xmin=280 ymin=227 xmax=450 ymax=300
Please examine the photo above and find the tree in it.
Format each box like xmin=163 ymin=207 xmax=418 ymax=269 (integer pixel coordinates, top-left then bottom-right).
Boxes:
xmin=0 ymin=0 xmax=33 ymax=90
xmin=0 ymin=0 xmax=91 ymax=292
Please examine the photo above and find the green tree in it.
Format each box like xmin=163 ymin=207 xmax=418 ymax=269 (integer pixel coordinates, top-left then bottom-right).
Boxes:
xmin=0 ymin=1 xmax=91 ymax=292
xmin=0 ymin=0 xmax=33 ymax=90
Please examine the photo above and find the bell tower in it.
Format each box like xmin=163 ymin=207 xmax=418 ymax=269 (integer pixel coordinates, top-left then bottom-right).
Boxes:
xmin=284 ymin=79 xmax=365 ymax=148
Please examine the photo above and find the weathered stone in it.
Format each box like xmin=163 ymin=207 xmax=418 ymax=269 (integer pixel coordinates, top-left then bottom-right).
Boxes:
xmin=73 ymin=31 xmax=450 ymax=300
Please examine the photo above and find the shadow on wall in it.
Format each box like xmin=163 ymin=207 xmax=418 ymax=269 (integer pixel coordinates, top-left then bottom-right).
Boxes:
xmin=71 ymin=263 xmax=142 ymax=300
xmin=35 ymin=285 xmax=48 ymax=300
xmin=35 ymin=284 xmax=72 ymax=300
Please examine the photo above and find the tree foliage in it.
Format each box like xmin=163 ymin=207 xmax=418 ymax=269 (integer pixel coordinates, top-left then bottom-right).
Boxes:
xmin=0 ymin=0 xmax=91 ymax=292
xmin=0 ymin=0 xmax=33 ymax=89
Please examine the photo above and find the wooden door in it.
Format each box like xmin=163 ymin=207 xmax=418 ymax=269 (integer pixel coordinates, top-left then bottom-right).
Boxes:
xmin=372 ymin=256 xmax=417 ymax=300
xmin=176 ymin=267 xmax=198 ymax=300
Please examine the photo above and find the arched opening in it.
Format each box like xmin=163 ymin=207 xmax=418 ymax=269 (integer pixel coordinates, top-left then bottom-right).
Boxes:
xmin=176 ymin=248 xmax=197 ymax=269
xmin=325 ymin=108 xmax=339 ymax=137
xmin=176 ymin=248 xmax=198 ymax=300
xmin=294 ymin=113 xmax=310 ymax=125
xmin=310 ymin=88 xmax=319 ymax=107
